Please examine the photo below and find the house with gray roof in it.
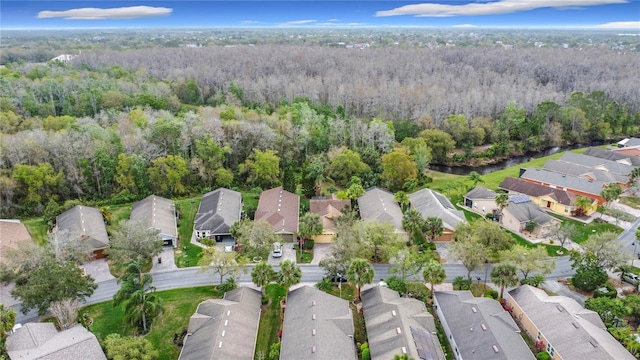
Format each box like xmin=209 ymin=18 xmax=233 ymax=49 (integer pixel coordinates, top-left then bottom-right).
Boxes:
xmin=583 ymin=147 xmax=640 ymax=167
xmin=408 ymin=188 xmax=465 ymax=241
xmin=179 ymin=286 xmax=262 ymax=360
xmin=55 ymin=205 xmax=109 ymax=259
xmin=501 ymin=195 xmax=560 ymax=238
xmin=194 ymin=188 xmax=242 ymax=242
xmin=358 ymin=187 xmax=405 ymax=235
xmin=616 ymin=137 xmax=640 ymax=148
xmin=280 ymin=286 xmax=357 ymax=360
xmin=463 ymin=187 xmax=498 ymax=216
xmin=543 ymin=159 xmax=629 ymax=186
xmin=559 ymin=152 xmax=633 ymax=177
xmin=434 ymin=291 xmax=535 ymax=360
xmin=520 ymin=168 xmax=605 ymax=204
xmin=255 ymin=187 xmax=300 ymax=242
xmin=362 ymin=286 xmax=445 ymax=360
xmin=507 ymin=285 xmax=634 ymax=360
xmin=6 ymin=323 xmax=106 ymax=360
xmin=131 ymin=195 xmax=177 ymax=247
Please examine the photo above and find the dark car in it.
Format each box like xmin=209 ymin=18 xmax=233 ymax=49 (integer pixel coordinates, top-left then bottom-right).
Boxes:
xmin=324 ymin=273 xmax=348 ymax=283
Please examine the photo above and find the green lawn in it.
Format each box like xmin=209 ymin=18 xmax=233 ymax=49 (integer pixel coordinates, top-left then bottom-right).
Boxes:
xmin=295 ymin=249 xmax=313 ymax=263
xmin=548 ymin=214 xmax=622 ymax=244
xmin=83 ymin=286 xmax=221 ymax=360
xmin=174 ymin=196 xmax=203 ymax=267
xmin=255 ymin=284 xmax=287 ymax=360
xmin=22 ymin=217 xmax=49 ymax=245
xmin=620 ymin=196 xmax=640 ymax=210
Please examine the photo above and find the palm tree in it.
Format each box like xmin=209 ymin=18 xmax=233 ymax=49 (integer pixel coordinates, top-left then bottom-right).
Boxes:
xmin=601 ymin=183 xmax=622 ymax=209
xmin=347 ymin=258 xmax=374 ymax=302
xmin=298 ymin=213 xmax=323 ymax=242
xmin=402 ymin=209 xmax=425 ymax=239
xmin=490 ymin=264 xmax=520 ymax=299
xmin=277 ymin=259 xmax=301 ymax=291
xmin=124 ymin=278 xmax=163 ymax=334
xmin=574 ymin=196 xmax=594 ymax=216
xmin=423 ymin=217 xmax=443 ymax=243
xmin=495 ymin=193 xmax=509 ymax=223
xmin=467 ymin=171 xmax=484 ymax=187
xmin=394 ymin=191 xmax=410 ymax=212
xmin=252 ymin=261 xmax=275 ymax=296
xmin=422 ymin=260 xmax=446 ymax=298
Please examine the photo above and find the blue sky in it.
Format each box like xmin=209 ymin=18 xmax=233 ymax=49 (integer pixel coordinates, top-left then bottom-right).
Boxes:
xmin=1 ymin=1 xmax=639 ymax=29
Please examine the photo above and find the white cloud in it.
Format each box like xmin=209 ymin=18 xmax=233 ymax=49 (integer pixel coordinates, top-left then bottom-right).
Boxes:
xmin=277 ymin=19 xmax=317 ymax=26
xmin=241 ymin=20 xmax=262 ymax=25
xmin=452 ymin=24 xmax=478 ymax=27
xmin=595 ymin=21 xmax=640 ymax=28
xmin=376 ymin=0 xmax=627 ymax=17
xmin=37 ymin=6 xmax=172 ymax=20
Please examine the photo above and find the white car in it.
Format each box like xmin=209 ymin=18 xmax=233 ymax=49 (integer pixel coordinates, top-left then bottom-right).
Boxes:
xmin=272 ymin=242 xmax=283 ymax=258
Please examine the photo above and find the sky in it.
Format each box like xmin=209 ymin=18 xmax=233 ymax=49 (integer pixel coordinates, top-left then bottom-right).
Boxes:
xmin=1 ymin=0 xmax=639 ymax=30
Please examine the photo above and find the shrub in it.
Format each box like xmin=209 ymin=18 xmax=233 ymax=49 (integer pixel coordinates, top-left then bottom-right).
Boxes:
xmin=453 ymin=276 xmax=472 ymax=290
xmin=303 ymin=239 xmax=315 ymax=250
xmin=593 ymin=283 xmax=617 ymax=299
xmin=360 ymin=342 xmax=370 ymax=360
xmin=521 ymin=275 xmax=546 ymax=288
xmin=536 ymin=351 xmax=551 ymax=360
xmin=406 ymin=282 xmax=430 ymax=302
xmin=387 ymin=276 xmax=408 ymax=295
xmin=218 ymin=277 xmax=237 ymax=293
xmin=269 ymin=342 xmax=281 ymax=360
xmin=484 ymin=289 xmax=499 ymax=299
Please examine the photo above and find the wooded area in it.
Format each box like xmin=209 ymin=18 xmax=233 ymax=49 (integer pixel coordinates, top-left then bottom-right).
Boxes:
xmin=1 ymin=32 xmax=639 ymax=218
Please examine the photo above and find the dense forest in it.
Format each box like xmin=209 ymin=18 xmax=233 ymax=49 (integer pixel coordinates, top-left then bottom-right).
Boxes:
xmin=1 ymin=30 xmax=639 ymax=219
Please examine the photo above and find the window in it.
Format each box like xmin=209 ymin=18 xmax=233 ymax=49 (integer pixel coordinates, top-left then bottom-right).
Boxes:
xmin=537 ymin=331 xmax=541 ymax=340
xmin=547 ymin=343 xmax=554 ymax=356
xmin=564 ymin=206 xmax=569 ymax=213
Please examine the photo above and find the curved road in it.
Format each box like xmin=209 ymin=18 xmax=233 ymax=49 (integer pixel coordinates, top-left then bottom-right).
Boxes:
xmin=13 ymin=256 xmax=577 ymax=324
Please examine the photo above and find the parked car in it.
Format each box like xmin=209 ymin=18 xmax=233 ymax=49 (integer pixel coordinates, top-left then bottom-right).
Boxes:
xmin=324 ymin=273 xmax=348 ymax=283
xmin=272 ymin=242 xmax=282 ymax=258
xmin=622 ymin=272 xmax=640 ymax=285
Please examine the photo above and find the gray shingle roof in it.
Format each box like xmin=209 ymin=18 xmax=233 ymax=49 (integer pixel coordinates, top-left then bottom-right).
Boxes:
xmin=508 ymin=285 xmax=635 ymax=360
xmin=55 ymin=205 xmax=108 ymax=251
xmin=194 ymin=188 xmax=242 ymax=235
xmin=505 ymin=198 xmax=558 ymax=225
xmin=7 ymin=323 xmax=106 ymax=360
xmin=543 ymin=159 xmax=628 ymax=184
xmin=434 ymin=291 xmax=535 ymax=360
xmin=498 ymin=177 xmax=576 ymax=206
xmin=362 ymin=287 xmax=445 ymax=360
xmin=408 ymin=188 xmax=465 ymax=231
xmin=130 ymin=195 xmax=177 ymax=238
xmin=464 ymin=186 xmax=498 ymax=200
xmin=583 ymin=147 xmax=640 ymax=166
xmin=357 ymin=187 xmax=404 ymax=233
xmin=559 ymin=152 xmax=633 ymax=176
xmin=179 ymin=287 xmax=262 ymax=360
xmin=280 ymin=286 xmax=357 ymax=360
xmin=520 ymin=168 xmax=605 ymax=196
xmin=255 ymin=187 xmax=300 ymax=234
xmin=618 ymin=137 xmax=640 ymax=148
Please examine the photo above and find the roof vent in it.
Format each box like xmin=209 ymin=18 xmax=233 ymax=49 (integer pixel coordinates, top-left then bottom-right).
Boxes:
xmin=396 ymin=327 xmax=402 ymax=334
xmin=572 ymin=322 xmax=579 ymax=329
xmin=492 ymin=345 xmax=499 ymax=353
xmin=590 ymin=340 xmax=598 ymax=348
xmin=312 ymin=329 xmax=316 ymax=336
xmin=227 ymin=310 xmax=231 ymax=316
xmin=312 ymin=314 xmax=316 ymax=320
xmin=556 ymin=305 xmax=564 ymax=312
xmin=312 ymin=300 xmax=316 ymax=306
xmin=221 ymin=330 xmax=226 ymax=337
xmin=224 ymin=320 xmax=228 ymax=326
xmin=401 ymin=347 xmax=407 ymax=354
xmin=219 ymin=341 xmax=223 ymax=348
xmin=471 ymin=307 xmax=477 ymax=313
xmin=312 ymin=346 xmax=316 ymax=353
xmin=481 ymin=324 xmax=487 ymax=331
xmin=391 ymin=310 xmax=396 ymax=316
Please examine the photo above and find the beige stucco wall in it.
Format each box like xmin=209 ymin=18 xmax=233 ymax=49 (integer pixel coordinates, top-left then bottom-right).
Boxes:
xmin=313 ymin=233 xmax=335 ymax=243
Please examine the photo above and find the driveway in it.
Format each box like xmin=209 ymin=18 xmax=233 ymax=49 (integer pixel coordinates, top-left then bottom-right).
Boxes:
xmin=151 ymin=247 xmax=178 ymax=272
xmin=542 ymin=279 xmax=587 ymax=306
xmin=81 ymin=258 xmax=115 ymax=283
xmin=268 ymin=242 xmax=295 ymax=265
xmin=311 ymin=243 xmax=331 ymax=265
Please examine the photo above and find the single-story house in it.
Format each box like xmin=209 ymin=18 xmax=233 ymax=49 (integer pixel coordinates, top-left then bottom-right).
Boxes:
xmin=463 ymin=187 xmax=498 ymax=216
xmin=309 ymin=194 xmax=350 ymax=243
xmin=519 ymin=168 xmax=605 ymax=204
xmin=358 ymin=187 xmax=405 ymax=234
xmin=507 ymin=285 xmax=634 ymax=360
xmin=408 ymin=188 xmax=465 ymax=241
xmin=179 ymin=286 xmax=262 ymax=360
xmin=130 ymin=195 xmax=177 ymax=247
xmin=55 ymin=205 xmax=109 ymax=259
xmin=362 ymin=286 xmax=445 ymax=360
xmin=254 ymin=186 xmax=300 ymax=242
xmin=7 ymin=323 xmax=106 ymax=360
xmin=0 ymin=220 xmax=33 ymax=264
xmin=194 ymin=188 xmax=243 ymax=242
xmin=611 ymin=146 xmax=640 ymax=158
xmin=433 ymin=291 xmax=535 ymax=360
xmin=501 ymin=195 xmax=561 ymax=237
xmin=543 ymin=159 xmax=630 ymax=188
xmin=280 ymin=285 xmax=357 ymax=360
xmin=498 ymin=177 xmax=599 ymax=216
xmin=559 ymin=152 xmax=633 ymax=177
xmin=583 ymin=147 xmax=640 ymax=167
xmin=616 ymin=137 xmax=640 ymax=149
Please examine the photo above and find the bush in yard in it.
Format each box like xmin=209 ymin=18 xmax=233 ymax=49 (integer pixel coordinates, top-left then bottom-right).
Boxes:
xmin=303 ymin=239 xmax=315 ymax=250
xmin=387 ymin=276 xmax=408 ymax=295
xmin=484 ymin=289 xmax=499 ymax=299
xmin=536 ymin=352 xmax=551 ymax=360
xmin=406 ymin=282 xmax=430 ymax=302
xmin=593 ymin=283 xmax=617 ymax=299
xmin=361 ymin=342 xmax=370 ymax=360
xmin=218 ymin=277 xmax=237 ymax=293
xmin=269 ymin=342 xmax=281 ymax=360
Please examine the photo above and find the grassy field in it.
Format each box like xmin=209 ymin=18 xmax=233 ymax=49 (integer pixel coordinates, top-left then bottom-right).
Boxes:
xmin=174 ymin=196 xmax=203 ymax=267
xmin=620 ymin=196 xmax=640 ymax=209
xmin=254 ymin=284 xmax=287 ymax=360
xmin=22 ymin=217 xmax=49 ymax=245
xmin=548 ymin=214 xmax=622 ymax=244
xmin=84 ymin=286 xmax=221 ymax=360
